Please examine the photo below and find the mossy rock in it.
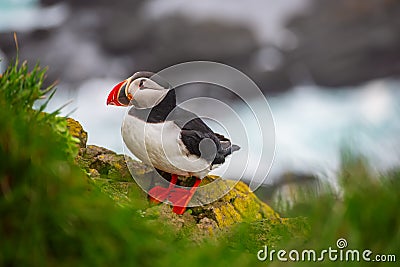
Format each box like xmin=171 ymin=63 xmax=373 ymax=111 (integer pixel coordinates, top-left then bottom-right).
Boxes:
xmin=76 ymin=145 xmax=153 ymax=182
xmin=189 ymin=176 xmax=280 ymax=228
xmin=66 ymin=117 xmax=87 ymax=148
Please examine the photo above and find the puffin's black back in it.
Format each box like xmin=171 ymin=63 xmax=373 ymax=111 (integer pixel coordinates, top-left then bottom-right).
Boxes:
xmin=127 ymin=88 xmax=240 ymax=166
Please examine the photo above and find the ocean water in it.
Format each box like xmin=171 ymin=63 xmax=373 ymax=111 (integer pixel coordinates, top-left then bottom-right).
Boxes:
xmin=266 ymin=80 xmax=400 ymax=181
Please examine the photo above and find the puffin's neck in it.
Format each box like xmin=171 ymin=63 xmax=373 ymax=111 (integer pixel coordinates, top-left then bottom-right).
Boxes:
xmin=129 ymin=89 xmax=176 ymax=123
xmin=151 ymin=89 xmax=176 ymax=120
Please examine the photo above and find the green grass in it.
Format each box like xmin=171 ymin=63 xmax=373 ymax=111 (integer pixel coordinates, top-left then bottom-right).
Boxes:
xmin=263 ymin=153 xmax=400 ymax=266
xmin=1 ymin=59 xmax=399 ymax=266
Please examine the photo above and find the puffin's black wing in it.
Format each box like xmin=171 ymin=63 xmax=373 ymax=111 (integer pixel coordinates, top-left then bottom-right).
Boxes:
xmin=169 ymin=107 xmax=240 ymax=165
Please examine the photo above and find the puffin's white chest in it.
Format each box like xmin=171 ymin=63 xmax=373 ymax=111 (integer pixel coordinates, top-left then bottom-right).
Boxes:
xmin=122 ymin=115 xmax=211 ymax=177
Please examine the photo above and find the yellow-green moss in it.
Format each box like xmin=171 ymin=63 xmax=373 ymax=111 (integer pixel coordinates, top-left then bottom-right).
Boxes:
xmin=221 ymin=180 xmax=279 ymax=221
xmin=66 ymin=117 xmax=87 ymax=148
xmin=213 ymin=203 xmax=242 ymax=227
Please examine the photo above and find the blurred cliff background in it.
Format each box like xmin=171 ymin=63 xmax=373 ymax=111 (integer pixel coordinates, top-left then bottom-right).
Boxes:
xmin=1 ymin=0 xmax=399 ymax=195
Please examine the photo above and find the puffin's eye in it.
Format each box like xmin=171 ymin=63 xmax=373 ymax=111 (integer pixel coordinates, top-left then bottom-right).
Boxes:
xmin=139 ymin=79 xmax=145 ymax=89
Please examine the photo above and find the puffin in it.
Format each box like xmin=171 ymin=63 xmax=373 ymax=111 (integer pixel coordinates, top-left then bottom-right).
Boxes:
xmin=106 ymin=71 xmax=240 ymax=214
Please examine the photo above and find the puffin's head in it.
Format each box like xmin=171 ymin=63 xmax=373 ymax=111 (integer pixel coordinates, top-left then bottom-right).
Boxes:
xmin=107 ymin=71 xmax=170 ymax=108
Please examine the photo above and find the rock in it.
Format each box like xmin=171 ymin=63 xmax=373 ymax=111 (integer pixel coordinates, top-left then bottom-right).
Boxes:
xmin=144 ymin=175 xmax=280 ymax=233
xmin=76 ymin=144 xmax=280 ymax=228
xmin=1 ymin=2 xmax=261 ymax=92
xmin=76 ymin=145 xmax=153 ymax=182
xmin=102 ymin=15 xmax=260 ymax=73
xmin=282 ymin=0 xmax=400 ymax=87
xmin=66 ymin=117 xmax=87 ymax=148
xmin=190 ymin=176 xmax=279 ymax=228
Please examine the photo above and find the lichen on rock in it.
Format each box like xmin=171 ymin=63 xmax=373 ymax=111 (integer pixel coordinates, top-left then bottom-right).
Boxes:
xmin=66 ymin=117 xmax=87 ymax=148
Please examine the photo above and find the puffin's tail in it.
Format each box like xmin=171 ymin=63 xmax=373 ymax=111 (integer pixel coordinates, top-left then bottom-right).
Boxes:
xmin=210 ymin=133 xmax=240 ymax=165
xmin=212 ymin=142 xmax=240 ymax=165
xmin=230 ymin=144 xmax=241 ymax=153
xmin=215 ymin=133 xmax=240 ymax=155
xmin=220 ymin=142 xmax=240 ymax=156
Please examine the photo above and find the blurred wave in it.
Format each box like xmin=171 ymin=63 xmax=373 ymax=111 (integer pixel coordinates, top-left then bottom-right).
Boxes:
xmin=266 ymin=79 xmax=400 ymax=182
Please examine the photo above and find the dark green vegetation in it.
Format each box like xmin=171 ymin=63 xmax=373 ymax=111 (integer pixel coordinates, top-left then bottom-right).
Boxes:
xmin=1 ymin=60 xmax=399 ymax=266
xmin=255 ymin=154 xmax=400 ymax=266
xmin=263 ymin=154 xmax=400 ymax=266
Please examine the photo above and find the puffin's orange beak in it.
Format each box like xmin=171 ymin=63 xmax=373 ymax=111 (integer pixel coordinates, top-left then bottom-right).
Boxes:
xmin=107 ymin=80 xmax=127 ymax=106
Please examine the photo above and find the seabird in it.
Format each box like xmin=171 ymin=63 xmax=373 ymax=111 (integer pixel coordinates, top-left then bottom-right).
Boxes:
xmin=107 ymin=71 xmax=240 ymax=214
